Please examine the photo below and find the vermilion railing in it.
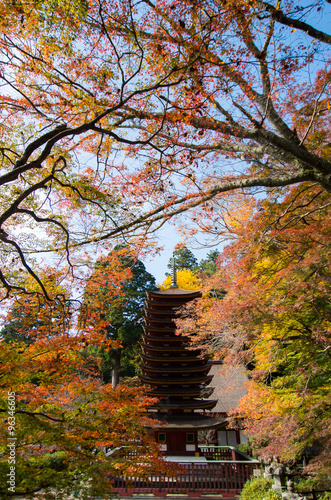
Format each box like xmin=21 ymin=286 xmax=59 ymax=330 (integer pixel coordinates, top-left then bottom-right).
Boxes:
xmin=110 ymin=461 xmax=260 ymax=497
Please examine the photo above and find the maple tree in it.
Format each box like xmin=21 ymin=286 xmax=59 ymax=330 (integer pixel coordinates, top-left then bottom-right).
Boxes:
xmin=0 ymin=270 xmax=173 ymax=499
xmin=0 ymin=1 xmax=330 ymax=488
xmin=182 ymin=184 xmax=331 ymax=476
xmin=0 ymin=272 xmax=72 ymax=344
xmin=0 ymin=339 xmax=169 ymax=499
xmin=0 ymin=0 xmax=330 ymax=299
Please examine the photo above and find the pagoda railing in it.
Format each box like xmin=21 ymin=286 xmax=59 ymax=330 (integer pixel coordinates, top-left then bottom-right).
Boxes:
xmin=110 ymin=460 xmax=260 ymax=497
xmin=198 ymin=445 xmax=245 ymax=461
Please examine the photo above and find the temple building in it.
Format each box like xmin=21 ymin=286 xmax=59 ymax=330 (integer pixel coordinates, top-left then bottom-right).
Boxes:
xmin=139 ymin=265 xmax=226 ymax=456
xmin=110 ymin=263 xmax=258 ymax=498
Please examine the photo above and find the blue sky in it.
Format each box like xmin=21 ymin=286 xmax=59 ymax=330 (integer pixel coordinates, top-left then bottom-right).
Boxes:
xmin=142 ymin=229 xmax=219 ymax=285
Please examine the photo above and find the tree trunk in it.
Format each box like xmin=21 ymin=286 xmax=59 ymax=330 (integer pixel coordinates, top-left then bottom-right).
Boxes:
xmin=112 ymin=349 xmax=121 ymax=387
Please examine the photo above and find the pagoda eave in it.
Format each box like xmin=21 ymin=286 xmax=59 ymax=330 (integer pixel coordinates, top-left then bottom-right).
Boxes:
xmin=141 ymin=343 xmax=200 ymax=353
xmin=146 ymin=387 xmax=215 ymax=398
xmin=142 ymin=335 xmax=187 ymax=343
xmin=141 ymin=353 xmax=207 ymax=364
xmin=139 ymin=374 xmax=213 ymax=385
xmin=141 ymin=364 xmax=212 ymax=374
xmin=147 ymin=414 xmax=226 ymax=430
xmin=151 ymin=399 xmax=218 ymax=410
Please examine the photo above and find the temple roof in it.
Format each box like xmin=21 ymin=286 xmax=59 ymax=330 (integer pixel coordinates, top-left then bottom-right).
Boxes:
xmin=139 ymin=373 xmax=213 ymax=385
xmin=206 ymin=362 xmax=249 ymax=414
xmin=148 ymin=288 xmax=201 ymax=297
xmin=152 ymin=399 xmax=217 ymax=411
xmin=147 ymin=413 xmax=226 ymax=430
xmin=141 ymin=363 xmax=212 ymax=374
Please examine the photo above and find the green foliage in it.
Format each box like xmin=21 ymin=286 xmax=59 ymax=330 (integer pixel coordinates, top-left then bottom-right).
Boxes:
xmin=294 ymin=476 xmax=331 ymax=498
xmin=0 ymin=298 xmax=69 ymax=344
xmin=0 ymin=320 xmax=33 ymax=344
xmin=294 ymin=476 xmax=320 ymax=492
xmin=167 ymin=245 xmax=198 ymax=272
xmin=239 ymin=477 xmax=280 ymax=500
xmin=101 ymin=253 xmax=156 ymax=381
xmin=237 ymin=442 xmax=251 ymax=455
xmin=81 ymin=247 xmax=157 ymax=384
xmin=198 ymin=250 xmax=221 ymax=277
xmin=37 ymin=451 xmax=68 ymax=472
xmin=263 ymin=490 xmax=282 ymax=500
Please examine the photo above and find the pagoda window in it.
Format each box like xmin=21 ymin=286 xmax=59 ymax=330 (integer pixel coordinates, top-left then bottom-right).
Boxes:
xmin=158 ymin=433 xmax=166 ymax=443
xmin=186 ymin=433 xmax=194 ymax=443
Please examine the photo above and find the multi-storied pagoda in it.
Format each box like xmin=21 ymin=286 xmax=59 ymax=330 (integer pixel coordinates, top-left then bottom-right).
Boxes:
xmin=140 ymin=267 xmax=222 ymax=456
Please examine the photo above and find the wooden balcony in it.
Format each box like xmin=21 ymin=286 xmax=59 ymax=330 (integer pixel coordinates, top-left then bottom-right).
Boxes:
xmin=111 ymin=461 xmax=259 ymax=497
xmin=109 ymin=447 xmax=260 ymax=497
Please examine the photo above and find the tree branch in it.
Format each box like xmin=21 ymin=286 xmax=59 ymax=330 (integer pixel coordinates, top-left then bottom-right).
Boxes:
xmin=256 ymin=1 xmax=331 ymax=45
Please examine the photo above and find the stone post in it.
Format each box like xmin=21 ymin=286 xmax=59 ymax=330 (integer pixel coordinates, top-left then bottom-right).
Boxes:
xmin=281 ymin=480 xmax=306 ymax=500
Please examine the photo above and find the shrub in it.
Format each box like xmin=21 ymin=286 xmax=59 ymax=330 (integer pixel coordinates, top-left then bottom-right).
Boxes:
xmin=294 ymin=476 xmax=319 ymax=493
xmin=240 ymin=477 xmax=281 ymax=500
xmin=294 ymin=476 xmax=331 ymax=498
xmin=263 ymin=490 xmax=282 ymax=500
xmin=237 ymin=442 xmax=250 ymax=455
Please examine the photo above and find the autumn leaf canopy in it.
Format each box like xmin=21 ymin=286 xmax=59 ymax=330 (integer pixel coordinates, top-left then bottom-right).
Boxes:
xmin=0 ymin=0 xmax=330 ymax=297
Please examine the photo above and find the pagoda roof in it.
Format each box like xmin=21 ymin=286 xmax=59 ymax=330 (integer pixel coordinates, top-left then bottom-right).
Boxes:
xmin=142 ymin=335 xmax=187 ymax=343
xmin=139 ymin=374 xmax=213 ymax=385
xmin=147 ymin=413 xmax=226 ymax=430
xmin=141 ymin=353 xmax=206 ymax=363
xmin=143 ymin=318 xmax=174 ymax=327
xmin=143 ymin=325 xmax=177 ymax=333
xmin=147 ymin=288 xmax=201 ymax=297
xmin=144 ymin=307 xmax=180 ymax=316
xmin=141 ymin=363 xmax=212 ymax=374
xmin=146 ymin=387 xmax=214 ymax=398
xmin=141 ymin=343 xmax=200 ymax=353
xmin=151 ymin=399 xmax=217 ymax=411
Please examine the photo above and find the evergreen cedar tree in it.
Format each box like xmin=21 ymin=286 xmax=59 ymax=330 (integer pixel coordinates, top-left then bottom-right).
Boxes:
xmin=79 ymin=246 xmax=157 ymax=386
xmin=0 ymin=0 xmax=330 ymax=490
xmin=166 ymin=244 xmax=198 ymax=273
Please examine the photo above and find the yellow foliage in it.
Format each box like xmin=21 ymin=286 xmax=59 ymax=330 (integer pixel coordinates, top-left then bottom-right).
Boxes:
xmin=158 ymin=269 xmax=200 ymax=291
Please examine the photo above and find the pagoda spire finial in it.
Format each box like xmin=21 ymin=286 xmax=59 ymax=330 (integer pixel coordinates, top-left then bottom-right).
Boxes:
xmin=170 ymin=252 xmax=178 ymax=288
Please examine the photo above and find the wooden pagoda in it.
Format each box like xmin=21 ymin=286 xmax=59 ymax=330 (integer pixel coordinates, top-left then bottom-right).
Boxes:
xmin=140 ymin=267 xmax=222 ymax=456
